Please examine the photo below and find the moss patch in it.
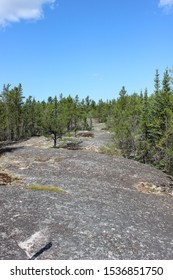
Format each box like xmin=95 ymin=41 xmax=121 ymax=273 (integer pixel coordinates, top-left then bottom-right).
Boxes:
xmin=26 ymin=185 xmax=66 ymax=193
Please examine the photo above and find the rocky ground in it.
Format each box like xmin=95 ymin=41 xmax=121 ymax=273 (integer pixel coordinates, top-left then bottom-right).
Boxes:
xmin=0 ymin=126 xmax=173 ymax=260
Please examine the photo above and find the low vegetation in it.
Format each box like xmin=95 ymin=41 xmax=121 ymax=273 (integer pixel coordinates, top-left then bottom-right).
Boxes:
xmin=99 ymin=144 xmax=121 ymax=156
xmin=0 ymin=172 xmax=13 ymax=185
xmin=136 ymin=182 xmax=163 ymax=195
xmin=0 ymin=68 xmax=173 ymax=175
xmin=26 ymin=185 xmax=66 ymax=193
xmin=0 ymin=171 xmax=21 ymax=186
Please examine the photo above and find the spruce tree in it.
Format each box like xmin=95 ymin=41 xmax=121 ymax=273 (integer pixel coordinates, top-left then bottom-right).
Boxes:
xmin=137 ymin=89 xmax=151 ymax=163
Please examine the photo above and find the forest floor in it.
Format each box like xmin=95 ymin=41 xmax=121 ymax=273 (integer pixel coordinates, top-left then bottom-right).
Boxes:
xmin=0 ymin=123 xmax=173 ymax=259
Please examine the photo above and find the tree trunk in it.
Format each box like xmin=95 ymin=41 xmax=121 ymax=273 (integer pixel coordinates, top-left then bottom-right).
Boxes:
xmin=53 ymin=132 xmax=57 ymax=147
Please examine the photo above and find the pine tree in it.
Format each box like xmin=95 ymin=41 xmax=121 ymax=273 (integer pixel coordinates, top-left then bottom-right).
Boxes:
xmin=154 ymin=68 xmax=160 ymax=95
xmin=0 ymin=84 xmax=24 ymax=141
xmin=111 ymin=86 xmax=132 ymax=156
xmin=23 ymin=96 xmax=37 ymax=137
xmin=137 ymin=89 xmax=152 ymax=163
xmin=64 ymin=95 xmax=75 ymax=132
xmin=73 ymin=95 xmax=81 ymax=136
xmin=44 ymin=96 xmax=67 ymax=147
xmin=146 ymin=69 xmax=173 ymax=172
xmin=0 ymin=98 xmax=6 ymax=140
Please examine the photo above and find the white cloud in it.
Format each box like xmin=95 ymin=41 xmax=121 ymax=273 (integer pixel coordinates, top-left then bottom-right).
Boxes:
xmin=0 ymin=0 xmax=56 ymax=26
xmin=159 ymin=0 xmax=173 ymax=8
xmin=159 ymin=0 xmax=173 ymax=5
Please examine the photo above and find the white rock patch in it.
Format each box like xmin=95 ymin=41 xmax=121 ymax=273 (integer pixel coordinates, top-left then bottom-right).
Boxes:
xmin=18 ymin=229 xmax=49 ymax=258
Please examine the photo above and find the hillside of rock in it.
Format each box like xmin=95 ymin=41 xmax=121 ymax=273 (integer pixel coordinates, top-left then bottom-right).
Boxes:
xmin=0 ymin=129 xmax=173 ymax=259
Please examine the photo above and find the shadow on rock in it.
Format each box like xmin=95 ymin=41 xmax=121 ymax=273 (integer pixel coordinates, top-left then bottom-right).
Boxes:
xmin=0 ymin=146 xmax=24 ymax=156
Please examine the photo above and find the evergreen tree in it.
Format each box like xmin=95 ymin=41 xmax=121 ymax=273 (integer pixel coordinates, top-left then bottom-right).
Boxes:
xmin=137 ymin=89 xmax=152 ymax=163
xmin=64 ymin=95 xmax=74 ymax=132
xmin=154 ymin=68 xmax=160 ymax=95
xmin=111 ymin=86 xmax=132 ymax=156
xmin=23 ymin=96 xmax=36 ymax=137
xmin=0 ymin=84 xmax=24 ymax=141
xmin=73 ymin=95 xmax=81 ymax=136
xmin=44 ymin=96 xmax=67 ymax=147
xmin=1 ymin=68 xmax=173 ymax=175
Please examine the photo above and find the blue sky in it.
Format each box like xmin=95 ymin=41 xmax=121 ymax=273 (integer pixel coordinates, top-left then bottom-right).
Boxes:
xmin=0 ymin=0 xmax=173 ymax=102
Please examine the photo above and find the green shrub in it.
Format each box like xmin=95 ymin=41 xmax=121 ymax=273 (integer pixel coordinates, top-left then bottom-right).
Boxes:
xmin=99 ymin=145 xmax=122 ymax=156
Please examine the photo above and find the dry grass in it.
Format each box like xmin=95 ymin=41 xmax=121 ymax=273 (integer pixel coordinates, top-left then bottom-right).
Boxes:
xmin=136 ymin=182 xmax=162 ymax=195
xmin=26 ymin=185 xmax=66 ymax=193
xmin=0 ymin=171 xmax=21 ymax=186
xmin=99 ymin=145 xmax=122 ymax=156
xmin=0 ymin=172 xmax=13 ymax=185
xmin=34 ymin=156 xmax=51 ymax=162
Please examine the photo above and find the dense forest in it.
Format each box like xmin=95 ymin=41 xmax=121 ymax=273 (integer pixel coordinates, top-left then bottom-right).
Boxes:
xmin=0 ymin=68 xmax=173 ymax=175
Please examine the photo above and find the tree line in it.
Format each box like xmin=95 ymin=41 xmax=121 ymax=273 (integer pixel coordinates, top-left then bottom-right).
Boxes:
xmin=109 ymin=68 xmax=173 ymax=175
xmin=0 ymin=68 xmax=173 ymax=175
xmin=0 ymin=85 xmax=101 ymax=146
